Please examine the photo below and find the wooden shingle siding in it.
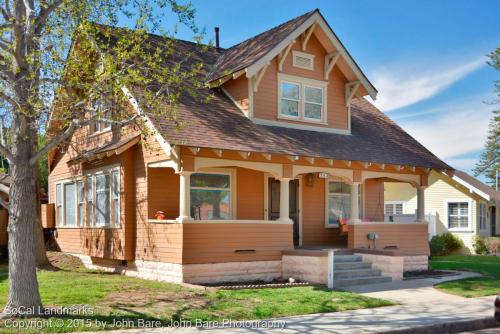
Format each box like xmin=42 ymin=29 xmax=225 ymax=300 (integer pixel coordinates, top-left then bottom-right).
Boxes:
xmin=182 ymin=223 xmax=293 ymax=264
xmin=301 ymin=177 xmax=346 ymax=246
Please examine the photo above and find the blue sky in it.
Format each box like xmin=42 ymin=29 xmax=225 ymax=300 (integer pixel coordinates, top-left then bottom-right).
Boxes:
xmin=143 ymin=0 xmax=500 ymax=179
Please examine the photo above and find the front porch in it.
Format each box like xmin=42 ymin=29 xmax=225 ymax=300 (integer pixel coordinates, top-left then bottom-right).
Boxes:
xmin=143 ymin=148 xmax=431 ymax=284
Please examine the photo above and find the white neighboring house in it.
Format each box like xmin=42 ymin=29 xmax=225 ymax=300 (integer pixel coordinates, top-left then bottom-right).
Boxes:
xmin=384 ymin=170 xmax=500 ymax=253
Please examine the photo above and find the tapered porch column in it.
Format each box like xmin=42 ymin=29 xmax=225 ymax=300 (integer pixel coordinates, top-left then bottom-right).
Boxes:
xmin=417 ymin=186 xmax=426 ymax=223
xmin=350 ymin=182 xmax=361 ymax=222
xmin=178 ymin=171 xmax=193 ymax=222
xmin=279 ymin=178 xmax=293 ymax=222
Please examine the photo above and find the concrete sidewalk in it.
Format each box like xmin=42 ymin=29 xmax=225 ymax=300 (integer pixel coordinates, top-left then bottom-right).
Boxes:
xmin=75 ymin=271 xmax=499 ymax=334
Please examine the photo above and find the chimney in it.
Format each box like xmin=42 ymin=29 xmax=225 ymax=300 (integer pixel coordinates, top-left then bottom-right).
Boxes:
xmin=214 ymin=27 xmax=220 ymax=50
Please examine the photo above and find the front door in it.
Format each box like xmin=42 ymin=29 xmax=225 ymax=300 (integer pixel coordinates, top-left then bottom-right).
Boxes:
xmin=268 ymin=178 xmax=300 ymax=246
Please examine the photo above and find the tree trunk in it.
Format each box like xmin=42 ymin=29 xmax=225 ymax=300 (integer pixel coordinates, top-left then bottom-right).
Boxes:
xmin=3 ymin=113 xmax=43 ymax=316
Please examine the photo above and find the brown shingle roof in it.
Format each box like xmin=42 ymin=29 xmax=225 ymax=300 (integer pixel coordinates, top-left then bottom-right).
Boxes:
xmin=206 ymin=10 xmax=317 ymax=81
xmin=454 ymin=170 xmax=500 ymax=201
xmin=93 ymin=17 xmax=450 ymax=171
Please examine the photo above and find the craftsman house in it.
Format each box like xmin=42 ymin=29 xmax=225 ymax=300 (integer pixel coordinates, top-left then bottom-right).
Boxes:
xmin=45 ymin=9 xmax=452 ymax=286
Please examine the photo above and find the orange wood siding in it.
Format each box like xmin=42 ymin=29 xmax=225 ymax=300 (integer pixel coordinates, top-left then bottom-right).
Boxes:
xmin=236 ymin=167 xmax=264 ymax=220
xmin=223 ymin=75 xmax=248 ymax=111
xmin=348 ymin=223 xmax=430 ymax=255
xmin=49 ymin=124 xmax=140 ymax=260
xmin=182 ymin=223 xmax=293 ymax=264
xmin=134 ymin=137 xmax=183 ymax=264
xmin=41 ymin=204 xmax=55 ymax=228
xmin=252 ymin=34 xmax=349 ymax=130
xmin=364 ymin=179 xmax=385 ymax=221
xmin=147 ymin=167 xmax=180 ymax=220
xmin=301 ymin=177 xmax=346 ymax=246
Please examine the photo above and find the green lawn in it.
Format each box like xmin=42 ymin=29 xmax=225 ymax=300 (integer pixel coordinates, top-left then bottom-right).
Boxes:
xmin=431 ymin=255 xmax=500 ymax=298
xmin=0 ymin=253 xmax=393 ymax=333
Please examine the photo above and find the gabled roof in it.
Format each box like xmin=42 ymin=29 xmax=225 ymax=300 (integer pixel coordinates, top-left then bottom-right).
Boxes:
xmin=452 ymin=170 xmax=500 ymax=202
xmin=67 ymin=135 xmax=140 ymax=165
xmin=207 ymin=9 xmax=377 ymax=99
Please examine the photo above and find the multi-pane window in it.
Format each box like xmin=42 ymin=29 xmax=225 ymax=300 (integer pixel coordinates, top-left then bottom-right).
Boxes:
xmin=448 ymin=202 xmax=469 ymax=229
xmin=385 ymin=202 xmax=404 ymax=215
xmin=54 ymin=166 xmax=120 ymax=228
xmin=479 ymin=203 xmax=487 ymax=230
xmin=279 ymin=78 xmax=325 ymax=122
xmin=77 ymin=180 xmax=84 ymax=226
xmin=190 ymin=173 xmax=231 ymax=220
xmin=95 ymin=174 xmax=111 ymax=227
xmin=328 ymin=182 xmax=351 ymax=225
xmin=90 ymin=100 xmax=112 ymax=134
xmin=56 ymin=184 xmax=63 ymax=225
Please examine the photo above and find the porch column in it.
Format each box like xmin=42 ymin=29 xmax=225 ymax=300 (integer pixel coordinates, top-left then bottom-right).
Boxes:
xmin=417 ymin=186 xmax=425 ymax=223
xmin=279 ymin=178 xmax=292 ymax=222
xmin=350 ymin=182 xmax=361 ymax=222
xmin=178 ymin=171 xmax=193 ymax=222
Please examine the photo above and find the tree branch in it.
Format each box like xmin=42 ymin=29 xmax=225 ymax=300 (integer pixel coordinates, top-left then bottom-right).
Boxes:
xmin=29 ymin=114 xmax=140 ymax=166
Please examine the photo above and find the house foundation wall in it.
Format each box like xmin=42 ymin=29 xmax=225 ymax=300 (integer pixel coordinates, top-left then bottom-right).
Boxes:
xmin=281 ymin=254 xmax=327 ymax=285
xmin=183 ymin=261 xmax=282 ymax=284
xmin=355 ymin=253 xmax=404 ymax=281
xmin=403 ymin=255 xmax=429 ymax=271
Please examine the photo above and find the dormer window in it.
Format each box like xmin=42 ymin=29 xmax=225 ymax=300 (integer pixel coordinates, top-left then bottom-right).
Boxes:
xmin=278 ymin=74 xmax=327 ymax=123
xmin=90 ymin=100 xmax=112 ymax=134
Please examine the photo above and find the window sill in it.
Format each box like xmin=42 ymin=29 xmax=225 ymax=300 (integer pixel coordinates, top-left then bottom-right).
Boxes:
xmin=448 ymin=228 xmax=473 ymax=233
xmin=277 ymin=114 xmax=327 ymax=125
xmin=56 ymin=226 xmax=121 ymax=229
xmin=325 ymin=224 xmax=339 ymax=228
xmin=148 ymin=219 xmax=178 ymax=224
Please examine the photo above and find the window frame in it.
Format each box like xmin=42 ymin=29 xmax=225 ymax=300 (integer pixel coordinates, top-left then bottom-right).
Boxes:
xmin=278 ymin=73 xmax=327 ymax=125
xmin=189 ymin=170 xmax=235 ymax=221
xmin=325 ymin=179 xmax=360 ymax=228
xmin=55 ymin=178 xmax=81 ymax=227
xmin=384 ymin=201 xmax=406 ymax=216
xmin=445 ymin=199 xmax=472 ymax=232
xmin=53 ymin=164 xmax=121 ymax=229
xmin=89 ymin=100 xmax=112 ymax=135
xmin=479 ymin=202 xmax=487 ymax=231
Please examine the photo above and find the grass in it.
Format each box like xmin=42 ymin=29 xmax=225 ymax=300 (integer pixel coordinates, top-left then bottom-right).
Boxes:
xmin=430 ymin=255 xmax=500 ymax=298
xmin=0 ymin=252 xmax=393 ymax=333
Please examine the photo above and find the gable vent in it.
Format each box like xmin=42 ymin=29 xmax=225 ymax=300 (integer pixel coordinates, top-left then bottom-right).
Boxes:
xmin=292 ymin=51 xmax=314 ymax=70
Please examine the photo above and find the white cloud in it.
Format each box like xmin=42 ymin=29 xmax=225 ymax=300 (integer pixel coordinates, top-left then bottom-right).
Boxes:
xmin=371 ymin=57 xmax=486 ymax=111
xmin=398 ymin=94 xmax=492 ymax=165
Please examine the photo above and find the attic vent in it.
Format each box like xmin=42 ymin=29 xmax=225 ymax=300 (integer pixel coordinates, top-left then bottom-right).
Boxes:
xmin=292 ymin=51 xmax=314 ymax=70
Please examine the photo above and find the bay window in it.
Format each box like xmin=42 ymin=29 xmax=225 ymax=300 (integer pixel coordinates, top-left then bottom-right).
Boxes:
xmin=190 ymin=173 xmax=231 ymax=220
xmin=279 ymin=74 xmax=326 ymax=123
xmin=54 ymin=165 xmax=121 ymax=228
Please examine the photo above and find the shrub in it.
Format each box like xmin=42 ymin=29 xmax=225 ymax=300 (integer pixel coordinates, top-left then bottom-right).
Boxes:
xmin=473 ymin=235 xmax=488 ymax=255
xmin=430 ymin=233 xmax=464 ymax=256
xmin=486 ymin=237 xmax=500 ymax=254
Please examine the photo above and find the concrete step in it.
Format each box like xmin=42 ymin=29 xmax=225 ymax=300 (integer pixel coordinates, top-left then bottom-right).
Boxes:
xmin=334 ymin=275 xmax=392 ymax=287
xmin=333 ymin=255 xmax=363 ymax=263
xmin=334 ymin=261 xmax=372 ymax=270
xmin=334 ymin=268 xmax=382 ymax=279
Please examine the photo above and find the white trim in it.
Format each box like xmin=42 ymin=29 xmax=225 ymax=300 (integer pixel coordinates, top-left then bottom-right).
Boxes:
xmin=292 ymin=50 xmax=315 ymax=70
xmin=244 ymin=12 xmax=377 ymax=99
xmin=444 ymin=199 xmax=473 ymax=232
xmin=121 ymin=86 xmax=177 ymax=169
xmin=252 ymin=118 xmax=350 ymax=135
xmin=185 ymin=220 xmax=293 ymax=224
xmin=348 ymin=221 xmax=427 ymax=226
xmin=451 ymin=174 xmax=491 ymax=202
xmin=384 ymin=201 xmax=406 ymax=215
xmin=190 ymin=169 xmax=236 ymax=220
xmin=220 ymin=87 xmax=249 ymax=118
